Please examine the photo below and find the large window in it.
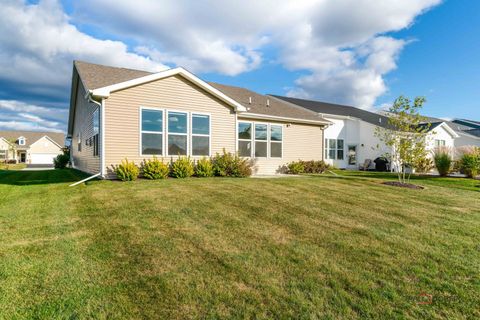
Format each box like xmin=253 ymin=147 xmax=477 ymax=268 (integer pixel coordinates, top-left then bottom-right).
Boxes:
xmin=92 ymin=108 xmax=100 ymax=157
xmin=0 ymin=150 xmax=6 ymax=160
xmin=141 ymin=109 xmax=163 ymax=155
xmin=238 ymin=122 xmax=252 ymax=157
xmin=238 ymin=121 xmax=283 ymax=158
xmin=325 ymin=139 xmax=344 ymax=160
xmin=167 ymin=111 xmax=188 ymax=156
xmin=191 ymin=114 xmax=210 ymax=156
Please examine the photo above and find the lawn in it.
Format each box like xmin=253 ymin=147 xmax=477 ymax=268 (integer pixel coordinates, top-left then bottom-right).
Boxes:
xmin=0 ymin=169 xmax=479 ymax=319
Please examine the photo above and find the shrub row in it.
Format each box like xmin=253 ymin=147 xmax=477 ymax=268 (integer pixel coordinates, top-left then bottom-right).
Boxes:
xmin=286 ymin=160 xmax=329 ymax=174
xmin=434 ymin=147 xmax=480 ymax=178
xmin=114 ymin=151 xmax=252 ymax=181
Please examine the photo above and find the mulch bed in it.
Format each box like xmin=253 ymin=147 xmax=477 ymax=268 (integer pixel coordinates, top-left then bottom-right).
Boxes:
xmin=382 ymin=181 xmax=424 ymax=190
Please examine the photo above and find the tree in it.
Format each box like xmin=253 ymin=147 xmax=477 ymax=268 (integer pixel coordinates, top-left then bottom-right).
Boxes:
xmin=375 ymin=96 xmax=430 ymax=184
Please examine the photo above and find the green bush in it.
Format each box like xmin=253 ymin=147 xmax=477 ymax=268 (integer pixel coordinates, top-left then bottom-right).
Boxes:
xmin=142 ymin=157 xmax=169 ymax=179
xmin=54 ymin=151 xmax=70 ymax=169
xmin=459 ymin=153 xmax=480 ymax=178
xmin=115 ymin=159 xmax=139 ymax=181
xmin=287 ymin=161 xmax=305 ymax=174
xmin=195 ymin=157 xmax=214 ymax=177
xmin=211 ymin=150 xmax=252 ymax=177
xmin=170 ymin=156 xmax=194 ymax=178
xmin=301 ymin=160 xmax=329 ymax=174
xmin=433 ymin=152 xmax=452 ymax=177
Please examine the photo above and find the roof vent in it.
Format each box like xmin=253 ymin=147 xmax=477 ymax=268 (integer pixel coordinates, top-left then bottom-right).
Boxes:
xmin=266 ymin=98 xmax=270 ymax=107
xmin=248 ymin=96 xmax=252 ymax=104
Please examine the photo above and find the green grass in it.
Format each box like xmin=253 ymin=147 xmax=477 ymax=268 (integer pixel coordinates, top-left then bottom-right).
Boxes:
xmin=0 ymin=169 xmax=479 ymax=319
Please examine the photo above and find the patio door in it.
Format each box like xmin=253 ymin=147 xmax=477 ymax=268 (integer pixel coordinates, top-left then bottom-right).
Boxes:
xmin=347 ymin=145 xmax=357 ymax=166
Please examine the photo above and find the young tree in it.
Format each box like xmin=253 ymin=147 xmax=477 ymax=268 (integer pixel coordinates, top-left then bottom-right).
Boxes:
xmin=375 ymin=96 xmax=431 ymax=184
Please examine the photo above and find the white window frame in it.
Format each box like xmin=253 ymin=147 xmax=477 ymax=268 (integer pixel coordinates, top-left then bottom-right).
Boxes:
xmin=435 ymin=139 xmax=446 ymax=147
xmin=325 ymin=138 xmax=344 ymax=160
xmin=139 ymin=106 xmax=165 ymax=157
xmin=270 ymin=124 xmax=283 ymax=158
xmin=0 ymin=149 xmax=6 ymax=160
xmin=190 ymin=112 xmax=211 ymax=157
xmin=166 ymin=109 xmax=189 ymax=157
xmin=18 ymin=137 xmax=25 ymax=146
xmin=237 ymin=121 xmax=253 ymax=158
xmin=254 ymin=122 xmax=269 ymax=159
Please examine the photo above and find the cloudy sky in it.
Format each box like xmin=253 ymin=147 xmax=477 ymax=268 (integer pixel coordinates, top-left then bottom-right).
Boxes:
xmin=0 ymin=0 xmax=479 ymax=133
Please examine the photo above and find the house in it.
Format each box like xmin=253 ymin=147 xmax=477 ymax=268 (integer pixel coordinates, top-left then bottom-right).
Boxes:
xmin=271 ymin=96 xmax=459 ymax=170
xmin=450 ymin=119 xmax=480 ymax=147
xmin=0 ymin=131 xmax=64 ymax=165
xmin=67 ymin=61 xmax=331 ymax=178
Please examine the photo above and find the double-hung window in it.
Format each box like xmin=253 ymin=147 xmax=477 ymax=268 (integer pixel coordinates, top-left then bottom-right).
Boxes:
xmin=238 ymin=122 xmax=252 ymax=157
xmin=254 ymin=124 xmax=268 ymax=157
xmin=270 ymin=125 xmax=282 ymax=158
xmin=141 ymin=109 xmax=163 ymax=155
xmin=191 ymin=114 xmax=210 ymax=156
xmin=435 ymin=139 xmax=446 ymax=148
xmin=167 ymin=111 xmax=188 ymax=156
xmin=325 ymin=139 xmax=344 ymax=160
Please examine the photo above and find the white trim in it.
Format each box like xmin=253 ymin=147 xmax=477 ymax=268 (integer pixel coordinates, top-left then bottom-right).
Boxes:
xmin=69 ymin=172 xmax=102 ymax=187
xmin=239 ymin=112 xmax=331 ymax=126
xmin=90 ymin=67 xmax=247 ymax=112
xmin=253 ymin=122 xmax=269 ymax=159
xmin=139 ymin=107 xmax=165 ymax=157
xmin=237 ymin=120 xmax=253 ymax=158
xmin=270 ymin=124 xmax=283 ymax=159
xmin=29 ymin=135 xmax=63 ymax=149
xmin=437 ymin=122 xmax=459 ymax=138
xmin=237 ymin=120 xmax=284 ymax=159
xmin=190 ymin=112 xmax=212 ymax=157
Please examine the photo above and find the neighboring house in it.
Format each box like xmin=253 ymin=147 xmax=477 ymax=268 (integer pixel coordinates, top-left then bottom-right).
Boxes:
xmin=67 ymin=61 xmax=331 ymax=178
xmin=0 ymin=131 xmax=64 ymax=165
xmin=451 ymin=119 xmax=480 ymax=147
xmin=271 ymin=96 xmax=459 ymax=170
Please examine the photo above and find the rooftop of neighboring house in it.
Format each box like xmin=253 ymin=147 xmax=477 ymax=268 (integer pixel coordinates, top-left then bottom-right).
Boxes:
xmin=73 ymin=61 xmax=329 ymax=124
xmin=0 ymin=131 xmax=65 ymax=148
xmin=425 ymin=116 xmax=480 ymax=138
xmin=270 ymin=95 xmax=390 ymax=128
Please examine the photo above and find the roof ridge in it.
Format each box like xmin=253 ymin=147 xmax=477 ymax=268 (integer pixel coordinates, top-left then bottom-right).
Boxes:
xmin=74 ymin=60 xmax=154 ymax=75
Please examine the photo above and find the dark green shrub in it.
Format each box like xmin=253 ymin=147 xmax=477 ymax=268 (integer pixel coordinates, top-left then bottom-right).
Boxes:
xmin=54 ymin=151 xmax=70 ymax=169
xmin=170 ymin=156 xmax=194 ymax=178
xmin=195 ymin=157 xmax=214 ymax=177
xmin=142 ymin=157 xmax=169 ymax=179
xmin=287 ymin=161 xmax=305 ymax=174
xmin=115 ymin=159 xmax=139 ymax=181
xmin=434 ymin=152 xmax=452 ymax=177
xmin=301 ymin=160 xmax=329 ymax=174
xmin=211 ymin=150 xmax=252 ymax=177
xmin=459 ymin=153 xmax=480 ymax=178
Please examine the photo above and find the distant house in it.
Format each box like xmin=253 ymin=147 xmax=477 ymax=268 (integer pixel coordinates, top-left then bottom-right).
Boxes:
xmin=451 ymin=119 xmax=480 ymax=147
xmin=67 ymin=61 xmax=331 ymax=178
xmin=0 ymin=131 xmax=64 ymax=165
xmin=271 ymin=96 xmax=459 ymax=170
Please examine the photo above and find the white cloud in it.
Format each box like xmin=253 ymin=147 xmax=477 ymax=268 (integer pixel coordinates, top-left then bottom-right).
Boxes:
xmin=73 ymin=0 xmax=441 ymax=108
xmin=0 ymin=100 xmax=65 ymax=132
xmin=0 ymin=120 xmax=63 ymax=133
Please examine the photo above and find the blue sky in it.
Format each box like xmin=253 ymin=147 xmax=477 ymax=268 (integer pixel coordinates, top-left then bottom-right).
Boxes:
xmin=0 ymin=0 xmax=478 ymax=133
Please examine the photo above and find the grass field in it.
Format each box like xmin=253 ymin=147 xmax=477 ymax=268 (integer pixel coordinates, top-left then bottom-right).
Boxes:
xmin=0 ymin=169 xmax=479 ymax=319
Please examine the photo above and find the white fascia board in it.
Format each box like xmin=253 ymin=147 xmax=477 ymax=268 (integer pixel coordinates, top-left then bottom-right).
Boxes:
xmin=240 ymin=112 xmax=332 ymax=126
xmin=439 ymin=122 xmax=459 ymax=138
xmin=90 ymin=67 xmax=247 ymax=112
xmin=30 ymin=135 xmax=63 ymax=149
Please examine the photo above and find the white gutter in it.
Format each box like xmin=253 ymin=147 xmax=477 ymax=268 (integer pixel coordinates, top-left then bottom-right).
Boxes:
xmin=87 ymin=96 xmax=106 ymax=178
xmin=239 ymin=112 xmax=331 ymax=127
xmin=69 ymin=172 xmax=101 ymax=187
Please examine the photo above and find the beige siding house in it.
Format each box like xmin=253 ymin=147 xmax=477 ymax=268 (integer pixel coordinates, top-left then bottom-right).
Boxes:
xmin=0 ymin=131 xmax=64 ymax=165
xmin=68 ymin=61 xmax=330 ymax=178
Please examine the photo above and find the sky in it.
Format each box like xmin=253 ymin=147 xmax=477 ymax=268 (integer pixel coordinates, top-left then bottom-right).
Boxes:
xmin=0 ymin=0 xmax=478 ymax=133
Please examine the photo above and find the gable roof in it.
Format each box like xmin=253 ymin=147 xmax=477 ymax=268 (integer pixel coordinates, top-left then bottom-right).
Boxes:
xmin=271 ymin=95 xmax=389 ymax=127
xmin=209 ymin=83 xmax=330 ymax=125
xmin=426 ymin=117 xmax=480 ymax=138
xmin=417 ymin=122 xmax=459 ymax=138
xmin=0 ymin=131 xmax=65 ymax=148
xmin=70 ymin=61 xmax=330 ymax=129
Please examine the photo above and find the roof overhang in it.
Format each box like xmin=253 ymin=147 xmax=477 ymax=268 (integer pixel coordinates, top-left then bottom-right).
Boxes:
xmin=89 ymin=67 xmax=248 ymax=112
xmin=239 ymin=112 xmax=331 ymax=127
xmin=435 ymin=122 xmax=460 ymax=138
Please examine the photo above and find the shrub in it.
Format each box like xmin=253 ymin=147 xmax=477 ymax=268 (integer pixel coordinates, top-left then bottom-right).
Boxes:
xmin=433 ymin=151 xmax=452 ymax=177
xmin=142 ymin=157 xmax=169 ymax=179
xmin=415 ymin=157 xmax=434 ymax=174
xmin=287 ymin=161 xmax=305 ymax=174
xmin=211 ymin=150 xmax=252 ymax=177
xmin=195 ymin=157 xmax=214 ymax=177
xmin=54 ymin=151 xmax=70 ymax=169
xmin=459 ymin=152 xmax=480 ymax=178
xmin=170 ymin=156 xmax=194 ymax=178
xmin=301 ymin=160 xmax=329 ymax=174
xmin=115 ymin=159 xmax=139 ymax=181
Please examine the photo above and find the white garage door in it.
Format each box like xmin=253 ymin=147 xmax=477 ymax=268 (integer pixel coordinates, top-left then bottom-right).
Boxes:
xmin=30 ymin=153 xmax=58 ymax=164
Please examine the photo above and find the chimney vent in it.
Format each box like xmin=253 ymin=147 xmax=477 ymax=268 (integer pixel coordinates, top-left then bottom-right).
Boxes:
xmin=248 ymin=96 xmax=252 ymax=104
xmin=266 ymin=98 xmax=270 ymax=107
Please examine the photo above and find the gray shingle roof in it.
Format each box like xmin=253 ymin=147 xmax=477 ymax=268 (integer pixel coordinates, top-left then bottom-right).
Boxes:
xmin=270 ymin=95 xmax=389 ymax=127
xmin=0 ymin=131 xmax=65 ymax=148
xmin=73 ymin=61 xmax=329 ymax=124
